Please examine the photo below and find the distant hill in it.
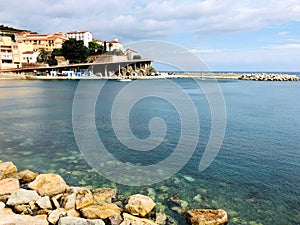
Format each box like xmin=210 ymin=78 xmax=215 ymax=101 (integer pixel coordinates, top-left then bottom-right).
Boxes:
xmin=0 ymin=24 xmax=33 ymax=33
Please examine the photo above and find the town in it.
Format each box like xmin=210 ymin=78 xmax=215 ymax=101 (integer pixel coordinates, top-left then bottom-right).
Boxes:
xmin=0 ymin=25 xmax=154 ymax=79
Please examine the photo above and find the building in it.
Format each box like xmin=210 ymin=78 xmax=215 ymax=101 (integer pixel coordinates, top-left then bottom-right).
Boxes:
xmin=15 ymin=32 xmax=68 ymax=52
xmin=0 ymin=36 xmax=21 ymax=69
xmin=106 ymin=38 xmax=124 ymax=52
xmin=66 ymin=31 xmax=93 ymax=47
xmin=126 ymin=48 xmax=140 ymax=60
xmin=21 ymin=51 xmax=39 ymax=63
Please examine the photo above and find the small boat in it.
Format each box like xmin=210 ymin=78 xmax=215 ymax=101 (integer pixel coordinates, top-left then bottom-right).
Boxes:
xmin=118 ymin=77 xmax=132 ymax=82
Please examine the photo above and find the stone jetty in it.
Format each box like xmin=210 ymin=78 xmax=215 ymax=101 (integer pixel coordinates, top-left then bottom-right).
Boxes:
xmin=238 ymin=73 xmax=299 ymax=81
xmin=0 ymin=160 xmax=228 ymax=225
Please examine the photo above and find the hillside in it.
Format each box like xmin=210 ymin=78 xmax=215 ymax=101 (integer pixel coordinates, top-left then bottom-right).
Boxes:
xmin=0 ymin=24 xmax=32 ymax=33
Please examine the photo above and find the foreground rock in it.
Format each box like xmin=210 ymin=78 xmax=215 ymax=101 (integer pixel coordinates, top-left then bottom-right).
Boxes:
xmin=58 ymin=216 xmax=105 ymax=225
xmin=28 ymin=174 xmax=68 ymax=196
xmin=0 ymin=202 xmax=48 ymax=225
xmin=121 ymin=213 xmax=158 ymax=225
xmin=0 ymin=159 xmax=229 ymax=225
xmin=186 ymin=209 xmax=228 ymax=225
xmin=0 ymin=178 xmax=19 ymax=195
xmin=125 ymin=194 xmax=156 ymax=217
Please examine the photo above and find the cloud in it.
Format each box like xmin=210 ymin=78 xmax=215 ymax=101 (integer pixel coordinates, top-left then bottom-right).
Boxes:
xmin=190 ymin=49 xmax=223 ymax=54
xmin=1 ymin=0 xmax=300 ymax=41
xmin=265 ymin=43 xmax=300 ymax=49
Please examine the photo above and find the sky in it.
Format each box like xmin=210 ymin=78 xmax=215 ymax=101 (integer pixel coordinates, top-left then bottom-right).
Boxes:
xmin=1 ymin=0 xmax=300 ymax=71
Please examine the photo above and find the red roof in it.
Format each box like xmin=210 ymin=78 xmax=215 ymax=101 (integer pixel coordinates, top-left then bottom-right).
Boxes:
xmin=67 ymin=30 xmax=90 ymax=34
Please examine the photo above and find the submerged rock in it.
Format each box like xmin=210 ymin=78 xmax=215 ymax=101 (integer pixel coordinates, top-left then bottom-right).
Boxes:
xmin=28 ymin=174 xmax=68 ymax=196
xmin=186 ymin=209 xmax=228 ymax=225
xmin=92 ymin=188 xmax=116 ymax=205
xmin=125 ymin=194 xmax=156 ymax=217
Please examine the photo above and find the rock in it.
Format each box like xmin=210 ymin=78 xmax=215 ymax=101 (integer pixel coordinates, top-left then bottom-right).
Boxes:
xmin=0 ymin=201 xmax=48 ymax=225
xmin=186 ymin=209 xmax=228 ymax=225
xmin=81 ymin=203 xmax=122 ymax=219
xmin=58 ymin=216 xmax=105 ymax=225
xmin=108 ymin=214 xmax=124 ymax=225
xmin=52 ymin=196 xmax=61 ymax=209
xmin=0 ymin=161 xmax=18 ymax=176
xmin=62 ymin=187 xmax=94 ymax=210
xmin=7 ymin=188 xmax=41 ymax=206
xmin=0 ymin=178 xmax=19 ymax=195
xmin=18 ymin=169 xmax=38 ymax=183
xmin=125 ymin=194 xmax=156 ymax=217
xmin=66 ymin=209 xmax=81 ymax=217
xmin=155 ymin=212 xmax=168 ymax=225
xmin=120 ymin=213 xmax=158 ymax=225
xmin=93 ymin=188 xmax=116 ymax=205
xmin=14 ymin=204 xmax=31 ymax=214
xmin=47 ymin=208 xmax=67 ymax=225
xmin=28 ymin=174 xmax=68 ymax=196
xmin=36 ymin=196 xmax=52 ymax=209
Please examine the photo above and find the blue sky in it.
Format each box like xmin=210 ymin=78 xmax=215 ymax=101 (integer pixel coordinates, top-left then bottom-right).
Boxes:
xmin=1 ymin=0 xmax=300 ymax=71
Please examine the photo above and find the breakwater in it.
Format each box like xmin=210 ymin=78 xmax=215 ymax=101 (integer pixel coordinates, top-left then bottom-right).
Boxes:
xmin=238 ymin=73 xmax=299 ymax=81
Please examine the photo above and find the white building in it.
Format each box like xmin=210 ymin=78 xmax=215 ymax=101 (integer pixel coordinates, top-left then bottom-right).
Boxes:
xmin=66 ymin=31 xmax=93 ymax=47
xmin=107 ymin=38 xmax=124 ymax=52
xmin=22 ymin=51 xmax=39 ymax=63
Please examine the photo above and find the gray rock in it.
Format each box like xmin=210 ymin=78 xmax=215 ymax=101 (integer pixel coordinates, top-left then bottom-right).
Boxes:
xmin=58 ymin=216 xmax=105 ymax=225
xmin=7 ymin=188 xmax=41 ymax=206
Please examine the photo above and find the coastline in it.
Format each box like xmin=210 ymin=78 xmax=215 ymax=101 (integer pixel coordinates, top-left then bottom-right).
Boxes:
xmin=1 ymin=72 xmax=299 ymax=81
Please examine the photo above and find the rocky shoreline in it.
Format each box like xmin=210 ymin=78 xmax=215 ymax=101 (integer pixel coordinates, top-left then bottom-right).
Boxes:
xmin=238 ymin=73 xmax=299 ymax=81
xmin=0 ymin=160 xmax=228 ymax=225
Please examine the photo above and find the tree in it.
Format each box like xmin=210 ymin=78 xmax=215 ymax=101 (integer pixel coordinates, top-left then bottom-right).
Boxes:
xmin=47 ymin=48 xmax=63 ymax=66
xmin=61 ymin=38 xmax=90 ymax=64
xmin=88 ymin=41 xmax=104 ymax=55
xmin=133 ymin=55 xmax=142 ymax=60
xmin=37 ymin=49 xmax=51 ymax=63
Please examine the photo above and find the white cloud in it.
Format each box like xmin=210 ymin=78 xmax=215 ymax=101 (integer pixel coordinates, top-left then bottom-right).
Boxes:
xmin=1 ymin=0 xmax=300 ymax=40
xmin=190 ymin=49 xmax=223 ymax=54
xmin=265 ymin=43 xmax=300 ymax=49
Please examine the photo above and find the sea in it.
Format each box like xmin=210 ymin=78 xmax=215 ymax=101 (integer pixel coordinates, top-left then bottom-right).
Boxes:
xmin=0 ymin=76 xmax=299 ymax=224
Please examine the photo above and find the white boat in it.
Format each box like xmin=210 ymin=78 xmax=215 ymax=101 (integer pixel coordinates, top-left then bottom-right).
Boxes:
xmin=118 ymin=78 xmax=132 ymax=82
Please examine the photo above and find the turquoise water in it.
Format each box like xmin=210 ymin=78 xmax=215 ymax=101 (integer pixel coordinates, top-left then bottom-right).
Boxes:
xmin=0 ymin=79 xmax=299 ymax=224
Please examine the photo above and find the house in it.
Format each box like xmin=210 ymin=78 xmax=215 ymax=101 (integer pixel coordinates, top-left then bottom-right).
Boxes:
xmin=106 ymin=38 xmax=124 ymax=52
xmin=15 ymin=32 xmax=68 ymax=52
xmin=0 ymin=36 xmax=21 ymax=69
xmin=125 ymin=48 xmax=140 ymax=60
xmin=22 ymin=51 xmax=39 ymax=63
xmin=66 ymin=31 xmax=93 ymax=47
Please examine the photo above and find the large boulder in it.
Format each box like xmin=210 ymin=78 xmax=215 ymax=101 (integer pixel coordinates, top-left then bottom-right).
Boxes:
xmin=186 ymin=209 xmax=228 ymax=225
xmin=120 ymin=213 xmax=158 ymax=225
xmin=0 ymin=202 xmax=48 ymax=225
xmin=0 ymin=178 xmax=19 ymax=195
xmin=62 ymin=187 xmax=94 ymax=210
xmin=6 ymin=188 xmax=41 ymax=206
xmin=93 ymin=188 xmax=116 ymax=205
xmin=58 ymin=216 xmax=105 ymax=225
xmin=0 ymin=161 xmax=17 ymax=177
xmin=125 ymin=194 xmax=156 ymax=217
xmin=81 ymin=203 xmax=122 ymax=220
xmin=28 ymin=174 xmax=68 ymax=196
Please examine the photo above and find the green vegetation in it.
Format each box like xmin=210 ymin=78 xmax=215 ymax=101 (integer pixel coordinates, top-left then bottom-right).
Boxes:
xmin=0 ymin=24 xmax=30 ymax=33
xmin=61 ymin=38 xmax=90 ymax=64
xmin=133 ymin=55 xmax=142 ymax=60
xmin=88 ymin=41 xmax=105 ymax=55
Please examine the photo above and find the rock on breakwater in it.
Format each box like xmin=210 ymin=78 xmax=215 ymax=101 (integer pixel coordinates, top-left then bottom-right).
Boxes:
xmin=238 ymin=73 xmax=299 ymax=81
xmin=0 ymin=160 xmax=228 ymax=225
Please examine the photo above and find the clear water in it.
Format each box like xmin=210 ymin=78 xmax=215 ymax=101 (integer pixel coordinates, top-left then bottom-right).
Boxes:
xmin=0 ymin=79 xmax=299 ymax=224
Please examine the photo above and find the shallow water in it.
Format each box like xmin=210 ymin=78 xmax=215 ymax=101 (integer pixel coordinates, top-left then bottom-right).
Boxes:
xmin=0 ymin=79 xmax=299 ymax=224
